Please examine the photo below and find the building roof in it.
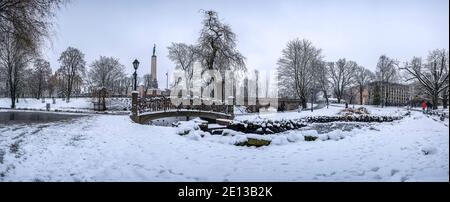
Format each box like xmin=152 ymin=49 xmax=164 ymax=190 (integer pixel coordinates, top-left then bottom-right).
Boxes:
xmin=368 ymin=81 xmax=409 ymax=87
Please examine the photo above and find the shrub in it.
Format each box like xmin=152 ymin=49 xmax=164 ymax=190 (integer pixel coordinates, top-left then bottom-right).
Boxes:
xmin=235 ymin=138 xmax=271 ymax=147
xmin=304 ymin=136 xmax=318 ymax=141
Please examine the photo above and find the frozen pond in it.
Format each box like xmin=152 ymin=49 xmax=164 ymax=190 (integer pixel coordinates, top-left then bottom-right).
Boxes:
xmin=0 ymin=111 xmax=85 ymax=124
xmin=145 ymin=116 xmax=199 ymax=126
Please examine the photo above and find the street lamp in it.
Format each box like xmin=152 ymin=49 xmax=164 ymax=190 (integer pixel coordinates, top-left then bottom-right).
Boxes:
xmin=133 ymin=59 xmax=139 ymax=91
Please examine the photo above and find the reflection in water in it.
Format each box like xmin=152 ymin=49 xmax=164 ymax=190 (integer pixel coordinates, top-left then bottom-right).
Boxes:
xmin=0 ymin=111 xmax=84 ymax=124
xmin=145 ymin=116 xmax=198 ymax=127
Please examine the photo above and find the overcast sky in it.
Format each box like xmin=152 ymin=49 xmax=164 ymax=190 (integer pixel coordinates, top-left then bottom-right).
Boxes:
xmin=43 ymin=0 xmax=449 ymax=87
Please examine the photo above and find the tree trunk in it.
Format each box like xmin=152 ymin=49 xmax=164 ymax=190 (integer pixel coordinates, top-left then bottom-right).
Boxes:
xmin=67 ymin=91 xmax=71 ymax=102
xmin=385 ymin=87 xmax=389 ymax=107
xmin=442 ymin=88 xmax=448 ymax=109
xmin=255 ymin=81 xmax=259 ymax=113
xmin=9 ymin=82 xmax=15 ymax=109
xmin=102 ymin=96 xmax=106 ymax=111
xmin=37 ymin=85 xmax=41 ymax=100
xmin=432 ymin=93 xmax=439 ymax=110
xmin=222 ymin=79 xmax=225 ymax=104
xmin=380 ymin=83 xmax=384 ymax=108
xmin=301 ymin=97 xmax=307 ymax=109
xmin=359 ymin=86 xmax=364 ymax=105
xmin=8 ymin=71 xmax=17 ymax=109
xmin=67 ymin=78 xmax=72 ymax=102
xmin=10 ymin=95 xmax=15 ymax=109
xmin=324 ymin=90 xmax=329 ymax=108
xmin=443 ymin=96 xmax=448 ymax=109
xmin=233 ymin=79 xmax=237 ymax=106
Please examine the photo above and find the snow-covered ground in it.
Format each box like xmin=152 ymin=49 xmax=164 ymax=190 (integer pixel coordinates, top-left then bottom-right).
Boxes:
xmin=0 ymin=97 xmax=131 ymax=113
xmin=0 ymin=97 xmax=91 ymax=110
xmin=235 ymin=104 xmax=406 ymax=122
xmin=0 ymin=106 xmax=448 ymax=181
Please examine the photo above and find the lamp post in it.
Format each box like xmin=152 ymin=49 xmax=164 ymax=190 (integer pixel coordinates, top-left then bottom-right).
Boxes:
xmin=133 ymin=59 xmax=139 ymax=91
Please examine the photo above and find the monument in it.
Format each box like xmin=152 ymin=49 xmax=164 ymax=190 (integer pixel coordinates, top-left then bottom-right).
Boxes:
xmin=150 ymin=44 xmax=158 ymax=89
xmin=139 ymin=44 xmax=161 ymax=96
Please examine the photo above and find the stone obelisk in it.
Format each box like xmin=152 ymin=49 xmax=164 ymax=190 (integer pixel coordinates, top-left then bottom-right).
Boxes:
xmin=151 ymin=44 xmax=157 ymax=82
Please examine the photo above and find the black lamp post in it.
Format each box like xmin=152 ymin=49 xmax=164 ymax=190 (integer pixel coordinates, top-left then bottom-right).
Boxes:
xmin=133 ymin=59 xmax=139 ymax=91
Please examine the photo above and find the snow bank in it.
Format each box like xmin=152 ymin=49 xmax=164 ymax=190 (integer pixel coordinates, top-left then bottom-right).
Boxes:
xmin=0 ymin=97 xmax=131 ymax=113
xmin=0 ymin=108 xmax=447 ymax=182
xmin=236 ymin=105 xmax=407 ymax=121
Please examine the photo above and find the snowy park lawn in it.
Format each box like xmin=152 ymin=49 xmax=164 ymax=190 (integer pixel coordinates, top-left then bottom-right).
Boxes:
xmin=0 ymin=97 xmax=131 ymax=113
xmin=235 ymin=104 xmax=406 ymax=122
xmin=0 ymin=97 xmax=91 ymax=110
xmin=0 ymin=105 xmax=448 ymax=181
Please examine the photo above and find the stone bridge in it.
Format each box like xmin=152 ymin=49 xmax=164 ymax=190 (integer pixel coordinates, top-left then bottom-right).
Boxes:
xmin=131 ymin=110 xmax=234 ymax=124
xmin=129 ymin=92 xmax=304 ymax=124
xmin=130 ymin=92 xmax=234 ymax=124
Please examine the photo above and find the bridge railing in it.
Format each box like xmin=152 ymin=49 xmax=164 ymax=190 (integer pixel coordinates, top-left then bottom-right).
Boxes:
xmin=131 ymin=92 xmax=234 ymax=116
xmin=137 ymin=96 xmax=173 ymax=114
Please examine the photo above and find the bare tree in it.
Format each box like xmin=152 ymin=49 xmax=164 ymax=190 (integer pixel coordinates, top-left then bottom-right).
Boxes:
xmin=123 ymin=76 xmax=133 ymax=96
xmin=443 ymin=79 xmax=449 ymax=109
xmin=197 ymin=10 xmax=246 ymax=103
xmin=142 ymin=74 xmax=152 ymax=96
xmin=402 ymin=49 xmax=449 ymax=109
xmin=57 ymin=47 xmax=86 ymax=102
xmin=312 ymin=60 xmax=330 ymax=107
xmin=375 ymin=55 xmax=399 ymax=107
xmin=355 ymin=66 xmax=375 ymax=105
xmin=0 ymin=0 xmax=66 ymax=52
xmin=167 ymin=42 xmax=197 ymax=97
xmin=115 ymin=76 xmax=132 ymax=96
xmin=47 ymin=73 xmax=58 ymax=98
xmin=277 ymin=38 xmax=322 ymax=108
xmin=0 ymin=64 xmax=6 ymax=96
xmin=88 ymin=56 xmax=125 ymax=94
xmin=54 ymin=68 xmax=69 ymax=98
xmin=0 ymin=0 xmax=65 ymax=108
xmin=31 ymin=58 xmax=52 ymax=99
xmin=329 ymin=59 xmax=358 ymax=104
xmin=264 ymin=71 xmax=270 ymax=98
xmin=0 ymin=33 xmax=35 ymax=108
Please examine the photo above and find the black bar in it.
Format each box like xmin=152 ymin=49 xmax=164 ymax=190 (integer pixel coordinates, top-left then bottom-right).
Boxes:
xmin=0 ymin=182 xmax=448 ymax=201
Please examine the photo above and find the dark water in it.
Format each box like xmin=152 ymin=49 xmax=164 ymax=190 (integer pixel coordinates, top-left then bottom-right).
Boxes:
xmin=146 ymin=116 xmax=198 ymax=126
xmin=0 ymin=111 xmax=84 ymax=124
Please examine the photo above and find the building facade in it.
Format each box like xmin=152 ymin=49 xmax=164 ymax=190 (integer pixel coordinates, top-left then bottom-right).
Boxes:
xmin=347 ymin=82 xmax=410 ymax=106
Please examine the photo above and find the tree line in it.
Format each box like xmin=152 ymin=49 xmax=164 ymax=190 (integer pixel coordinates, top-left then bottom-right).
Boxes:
xmin=277 ymin=38 xmax=449 ymax=109
xmin=0 ymin=1 xmax=136 ymax=108
xmin=0 ymin=45 xmax=136 ymax=106
xmin=167 ymin=10 xmax=448 ymax=110
xmin=167 ymin=10 xmax=246 ymax=104
xmin=1 ymin=3 xmax=448 ymax=110
xmin=0 ymin=0 xmax=66 ymax=108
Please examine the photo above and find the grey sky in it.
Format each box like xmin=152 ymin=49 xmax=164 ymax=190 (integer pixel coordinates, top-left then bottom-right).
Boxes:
xmin=43 ymin=0 xmax=449 ymax=87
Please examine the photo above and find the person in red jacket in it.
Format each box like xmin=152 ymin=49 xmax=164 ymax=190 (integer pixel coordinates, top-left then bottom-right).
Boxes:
xmin=421 ymin=100 xmax=427 ymax=114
